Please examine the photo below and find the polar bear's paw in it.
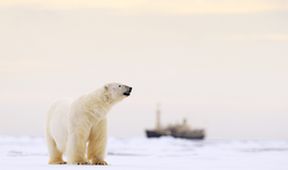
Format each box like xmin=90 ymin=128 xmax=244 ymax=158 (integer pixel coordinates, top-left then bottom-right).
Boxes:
xmin=76 ymin=162 xmax=89 ymax=165
xmin=48 ymin=160 xmax=66 ymax=165
xmin=91 ymin=160 xmax=108 ymax=166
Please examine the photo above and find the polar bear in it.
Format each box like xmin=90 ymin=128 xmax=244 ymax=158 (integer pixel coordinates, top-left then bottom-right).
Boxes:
xmin=46 ymin=83 xmax=132 ymax=165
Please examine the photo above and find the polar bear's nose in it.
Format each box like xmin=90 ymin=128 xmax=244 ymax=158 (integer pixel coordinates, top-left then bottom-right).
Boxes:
xmin=128 ymin=87 xmax=132 ymax=92
xmin=123 ymin=86 xmax=132 ymax=96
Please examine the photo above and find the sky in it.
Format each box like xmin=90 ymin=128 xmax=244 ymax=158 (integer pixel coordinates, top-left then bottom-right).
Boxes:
xmin=0 ymin=0 xmax=287 ymax=139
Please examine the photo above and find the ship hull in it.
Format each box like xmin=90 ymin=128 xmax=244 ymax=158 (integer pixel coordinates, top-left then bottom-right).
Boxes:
xmin=145 ymin=130 xmax=205 ymax=140
xmin=145 ymin=130 xmax=164 ymax=138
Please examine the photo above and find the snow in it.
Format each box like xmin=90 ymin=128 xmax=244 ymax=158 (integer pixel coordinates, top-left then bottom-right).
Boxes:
xmin=0 ymin=136 xmax=287 ymax=170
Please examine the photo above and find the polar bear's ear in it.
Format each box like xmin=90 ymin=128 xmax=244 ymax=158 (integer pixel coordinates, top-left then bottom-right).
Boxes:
xmin=104 ymin=85 xmax=109 ymax=91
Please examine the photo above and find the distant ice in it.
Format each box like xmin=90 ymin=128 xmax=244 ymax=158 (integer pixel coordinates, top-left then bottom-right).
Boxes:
xmin=0 ymin=136 xmax=287 ymax=170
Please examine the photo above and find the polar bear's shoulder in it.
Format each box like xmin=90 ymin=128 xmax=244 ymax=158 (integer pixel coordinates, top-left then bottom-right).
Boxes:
xmin=48 ymin=98 xmax=73 ymax=114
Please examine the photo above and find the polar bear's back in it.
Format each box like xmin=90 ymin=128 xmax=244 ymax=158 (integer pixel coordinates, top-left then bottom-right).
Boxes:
xmin=46 ymin=99 xmax=72 ymax=152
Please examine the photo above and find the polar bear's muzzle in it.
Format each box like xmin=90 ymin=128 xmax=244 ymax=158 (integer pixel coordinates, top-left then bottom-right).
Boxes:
xmin=123 ymin=87 xmax=132 ymax=96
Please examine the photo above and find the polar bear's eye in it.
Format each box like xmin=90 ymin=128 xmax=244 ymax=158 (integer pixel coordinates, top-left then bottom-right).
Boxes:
xmin=118 ymin=85 xmax=121 ymax=88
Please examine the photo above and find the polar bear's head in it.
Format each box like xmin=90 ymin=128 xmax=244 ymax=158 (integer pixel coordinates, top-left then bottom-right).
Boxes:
xmin=104 ymin=83 xmax=132 ymax=103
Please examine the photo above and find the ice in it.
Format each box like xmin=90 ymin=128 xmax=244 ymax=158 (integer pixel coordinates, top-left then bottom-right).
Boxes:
xmin=0 ymin=136 xmax=287 ymax=170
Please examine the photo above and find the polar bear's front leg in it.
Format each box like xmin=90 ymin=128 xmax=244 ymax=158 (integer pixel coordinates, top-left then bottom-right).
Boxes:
xmin=87 ymin=118 xmax=108 ymax=165
xmin=66 ymin=133 xmax=88 ymax=164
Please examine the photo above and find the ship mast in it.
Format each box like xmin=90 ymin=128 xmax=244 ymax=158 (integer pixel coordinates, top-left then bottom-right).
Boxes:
xmin=156 ymin=104 xmax=161 ymax=130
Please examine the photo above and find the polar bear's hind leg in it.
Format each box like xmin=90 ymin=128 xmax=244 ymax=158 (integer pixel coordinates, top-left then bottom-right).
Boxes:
xmin=46 ymin=134 xmax=65 ymax=164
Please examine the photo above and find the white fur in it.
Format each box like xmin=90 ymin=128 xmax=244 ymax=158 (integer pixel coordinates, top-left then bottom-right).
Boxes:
xmin=46 ymin=83 xmax=131 ymax=165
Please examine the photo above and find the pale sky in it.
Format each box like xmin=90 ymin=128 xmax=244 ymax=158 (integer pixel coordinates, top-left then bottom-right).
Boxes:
xmin=0 ymin=0 xmax=287 ymax=139
xmin=0 ymin=0 xmax=287 ymax=14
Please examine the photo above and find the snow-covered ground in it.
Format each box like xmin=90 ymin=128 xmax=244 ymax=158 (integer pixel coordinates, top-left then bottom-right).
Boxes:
xmin=0 ymin=136 xmax=287 ymax=170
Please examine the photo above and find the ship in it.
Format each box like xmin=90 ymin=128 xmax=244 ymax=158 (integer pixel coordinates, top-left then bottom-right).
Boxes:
xmin=145 ymin=105 xmax=206 ymax=140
